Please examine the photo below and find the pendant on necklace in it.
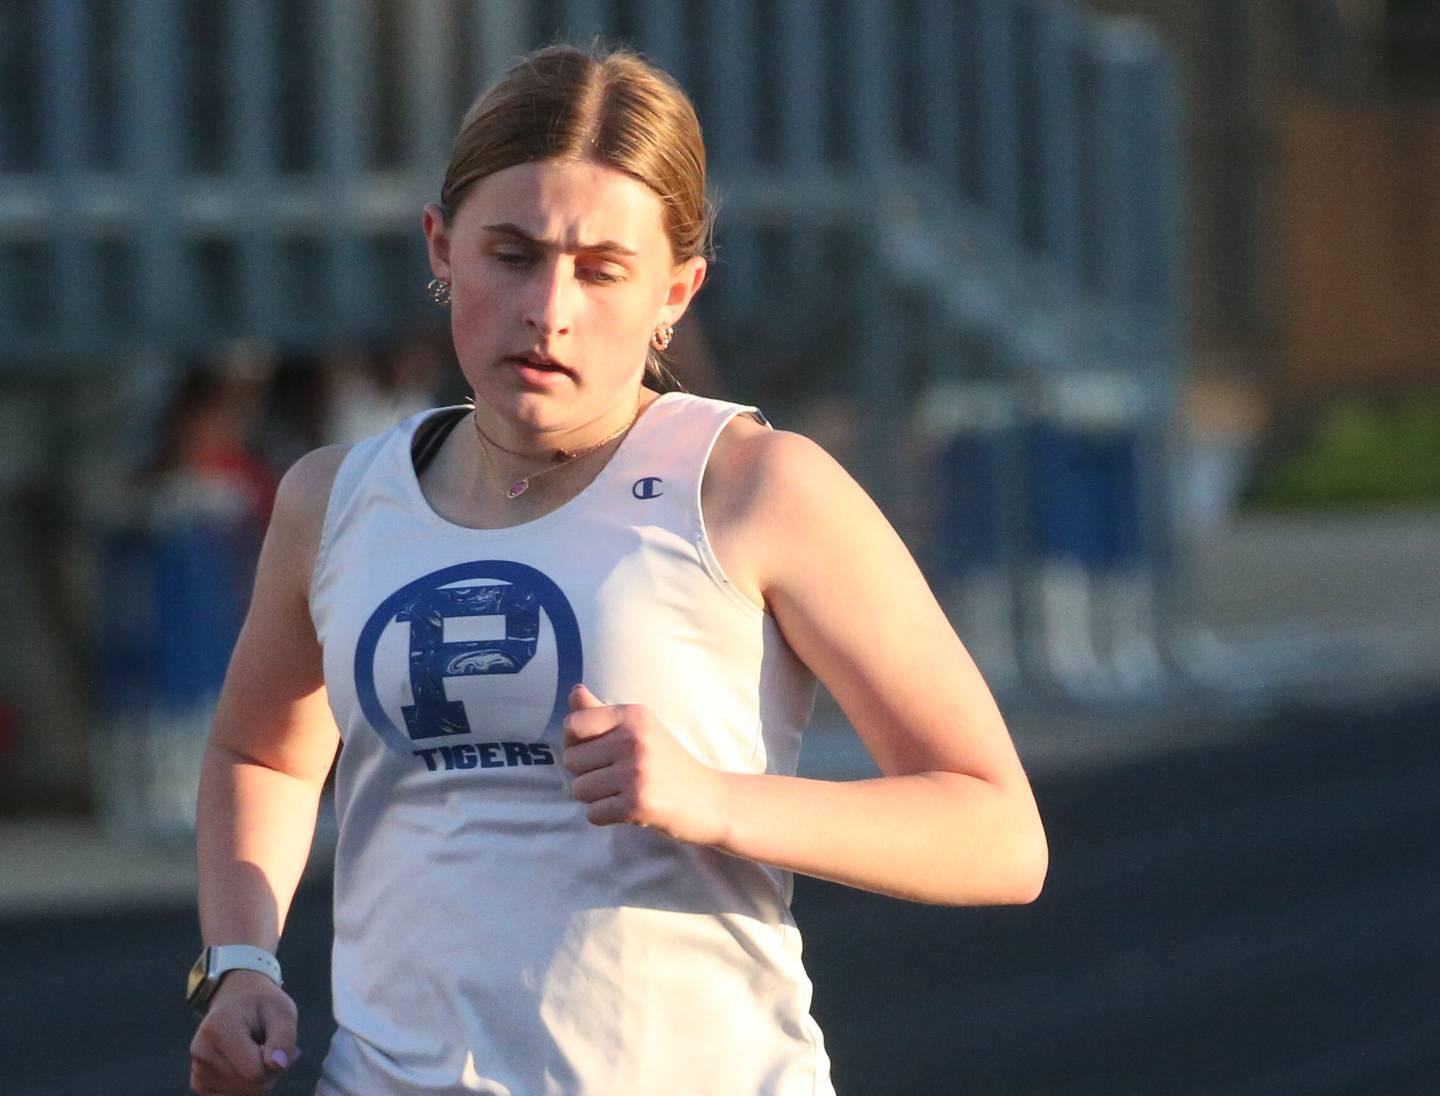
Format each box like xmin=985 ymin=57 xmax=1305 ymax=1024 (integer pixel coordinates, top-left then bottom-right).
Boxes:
xmin=506 ymin=479 xmax=530 ymax=499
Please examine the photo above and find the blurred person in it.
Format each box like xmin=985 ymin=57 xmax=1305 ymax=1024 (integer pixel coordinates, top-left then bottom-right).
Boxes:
xmin=318 ymin=342 xmax=394 ymax=446
xmin=139 ymin=341 xmax=280 ymax=676
xmin=323 ymin=333 xmax=445 ymax=446
xmin=146 ymin=341 xmax=281 ymax=532
xmin=96 ymin=343 xmax=281 ymax=839
xmin=188 ymin=43 xmax=1047 ymax=1096
xmin=388 ymin=326 xmax=452 ymax=407
xmin=258 ymin=354 xmax=333 ymax=478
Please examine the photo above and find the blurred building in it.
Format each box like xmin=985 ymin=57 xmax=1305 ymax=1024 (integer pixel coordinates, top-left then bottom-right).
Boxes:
xmin=1091 ymin=0 xmax=1440 ymax=398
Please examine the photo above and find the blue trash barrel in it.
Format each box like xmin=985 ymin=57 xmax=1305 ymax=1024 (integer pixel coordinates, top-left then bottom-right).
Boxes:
xmin=920 ymin=380 xmax=1022 ymax=693
xmin=1022 ymin=371 xmax=1161 ymax=697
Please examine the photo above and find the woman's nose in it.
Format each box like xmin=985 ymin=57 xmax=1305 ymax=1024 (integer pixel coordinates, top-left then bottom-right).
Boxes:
xmin=524 ymin=260 xmax=574 ymax=337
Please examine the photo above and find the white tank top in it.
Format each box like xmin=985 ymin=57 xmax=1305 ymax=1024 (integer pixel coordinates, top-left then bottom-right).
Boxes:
xmin=309 ymin=392 xmax=835 ymax=1095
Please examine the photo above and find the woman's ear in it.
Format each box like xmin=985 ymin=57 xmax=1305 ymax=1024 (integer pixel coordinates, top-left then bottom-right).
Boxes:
xmin=662 ymin=255 xmax=708 ymax=324
xmin=422 ymin=202 xmax=452 ymax=281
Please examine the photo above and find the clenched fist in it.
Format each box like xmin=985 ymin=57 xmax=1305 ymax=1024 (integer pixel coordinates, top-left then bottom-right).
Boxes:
xmin=189 ymin=970 xmax=300 ymax=1095
xmin=562 ymin=683 xmax=730 ymax=847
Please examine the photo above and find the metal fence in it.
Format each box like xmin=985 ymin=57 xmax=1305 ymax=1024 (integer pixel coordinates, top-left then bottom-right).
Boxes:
xmin=0 ymin=1 xmax=1178 ymax=359
xmin=1 ymin=0 xmax=1186 ymax=708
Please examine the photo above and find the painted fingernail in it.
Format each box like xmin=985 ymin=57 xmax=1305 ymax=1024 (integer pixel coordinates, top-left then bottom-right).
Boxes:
xmin=270 ymin=1049 xmax=288 ymax=1069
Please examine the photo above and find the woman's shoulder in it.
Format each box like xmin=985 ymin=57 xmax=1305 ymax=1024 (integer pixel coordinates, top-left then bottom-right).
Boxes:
xmin=703 ymin=413 xmax=862 ymax=542
xmin=277 ymin=443 xmax=354 ymax=519
xmin=701 ymin=412 xmax=882 ymax=611
xmin=243 ymin=443 xmax=354 ymax=607
xmin=261 ymin=442 xmax=354 ymax=557
xmin=708 ymin=412 xmax=849 ymax=495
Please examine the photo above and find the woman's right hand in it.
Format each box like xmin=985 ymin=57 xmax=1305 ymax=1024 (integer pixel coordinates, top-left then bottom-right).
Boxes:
xmin=189 ymin=970 xmax=301 ymax=1095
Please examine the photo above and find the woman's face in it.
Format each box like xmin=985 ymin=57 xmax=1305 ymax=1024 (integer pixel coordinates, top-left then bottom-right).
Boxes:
xmin=423 ymin=159 xmax=706 ymax=432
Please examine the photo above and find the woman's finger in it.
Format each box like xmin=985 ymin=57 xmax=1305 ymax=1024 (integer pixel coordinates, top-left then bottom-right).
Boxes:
xmin=190 ymin=1045 xmax=253 ymax=1095
xmin=568 ymin=765 xmax=629 ymax=805
xmin=209 ymin=1027 xmax=267 ymax=1089
xmin=569 ymin=682 xmax=607 ymax=709
xmin=585 ymin=792 xmax=640 ymax=827
xmin=562 ymin=731 xmax=625 ymax=776
xmin=561 ymin=706 xmax=622 ymax=745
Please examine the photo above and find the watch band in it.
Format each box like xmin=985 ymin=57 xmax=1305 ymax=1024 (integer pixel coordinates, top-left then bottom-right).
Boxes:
xmin=210 ymin=945 xmax=283 ymax=986
xmin=186 ymin=944 xmax=283 ymax=1012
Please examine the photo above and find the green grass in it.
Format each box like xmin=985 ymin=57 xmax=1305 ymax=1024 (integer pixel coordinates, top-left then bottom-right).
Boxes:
xmin=1244 ymin=394 xmax=1440 ymax=510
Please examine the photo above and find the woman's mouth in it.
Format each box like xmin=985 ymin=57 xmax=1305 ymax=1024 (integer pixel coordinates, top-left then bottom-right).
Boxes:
xmin=505 ymin=353 xmax=572 ymax=387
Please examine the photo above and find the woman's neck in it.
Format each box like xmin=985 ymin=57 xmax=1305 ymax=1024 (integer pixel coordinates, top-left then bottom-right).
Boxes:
xmin=468 ymin=388 xmax=659 ymax=500
xmin=474 ymin=388 xmax=654 ymax=455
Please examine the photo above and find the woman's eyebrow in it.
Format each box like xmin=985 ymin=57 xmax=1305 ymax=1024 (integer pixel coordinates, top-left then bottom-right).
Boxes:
xmin=481 ymin=222 xmax=638 ymax=257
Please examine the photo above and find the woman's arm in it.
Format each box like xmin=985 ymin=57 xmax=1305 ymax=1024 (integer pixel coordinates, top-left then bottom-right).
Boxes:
xmin=189 ymin=444 xmax=347 ymax=1094
xmin=565 ymin=423 xmax=1046 ymax=907
xmin=196 ymin=444 xmax=345 ymax=950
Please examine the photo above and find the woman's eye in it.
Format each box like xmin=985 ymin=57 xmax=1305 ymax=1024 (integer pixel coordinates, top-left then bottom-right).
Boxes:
xmin=493 ymin=250 xmax=533 ymax=267
xmin=582 ymin=267 xmax=625 ymax=285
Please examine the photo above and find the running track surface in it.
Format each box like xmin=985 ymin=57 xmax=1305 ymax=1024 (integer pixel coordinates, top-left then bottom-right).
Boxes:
xmin=4 ymin=691 xmax=1437 ymax=1095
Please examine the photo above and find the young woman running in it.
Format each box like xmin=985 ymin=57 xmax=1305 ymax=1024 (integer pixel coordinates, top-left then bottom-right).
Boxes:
xmin=187 ymin=43 xmax=1047 ymax=1096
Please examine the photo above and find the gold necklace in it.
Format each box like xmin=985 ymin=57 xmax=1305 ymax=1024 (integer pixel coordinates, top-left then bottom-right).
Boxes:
xmin=471 ymin=399 xmax=642 ymax=499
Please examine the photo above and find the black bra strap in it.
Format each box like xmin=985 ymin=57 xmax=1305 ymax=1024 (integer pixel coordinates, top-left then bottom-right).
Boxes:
xmin=411 ymin=407 xmax=470 ymax=475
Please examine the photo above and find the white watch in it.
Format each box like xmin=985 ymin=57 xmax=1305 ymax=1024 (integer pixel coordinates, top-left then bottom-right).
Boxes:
xmin=186 ymin=945 xmax=283 ymax=1012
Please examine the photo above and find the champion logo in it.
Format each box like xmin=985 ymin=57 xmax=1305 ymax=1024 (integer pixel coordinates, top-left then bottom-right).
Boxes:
xmin=632 ymin=476 xmax=664 ymax=500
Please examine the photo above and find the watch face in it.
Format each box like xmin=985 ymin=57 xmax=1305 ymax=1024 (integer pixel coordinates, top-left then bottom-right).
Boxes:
xmin=186 ymin=949 xmax=211 ymax=1005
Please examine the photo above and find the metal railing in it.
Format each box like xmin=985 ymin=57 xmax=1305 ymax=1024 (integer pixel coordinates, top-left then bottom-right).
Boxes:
xmin=1 ymin=1 xmax=1179 ymax=357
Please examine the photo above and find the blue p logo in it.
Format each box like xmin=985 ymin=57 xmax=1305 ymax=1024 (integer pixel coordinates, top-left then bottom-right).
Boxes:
xmin=353 ymin=561 xmax=582 ymax=755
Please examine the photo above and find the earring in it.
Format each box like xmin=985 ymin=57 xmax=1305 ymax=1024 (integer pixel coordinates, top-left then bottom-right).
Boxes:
xmin=427 ymin=278 xmax=452 ymax=307
xmin=650 ymin=323 xmax=674 ymax=352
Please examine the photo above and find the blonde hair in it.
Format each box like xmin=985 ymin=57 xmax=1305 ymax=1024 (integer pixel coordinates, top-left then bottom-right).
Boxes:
xmin=441 ymin=42 xmax=712 ymax=264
